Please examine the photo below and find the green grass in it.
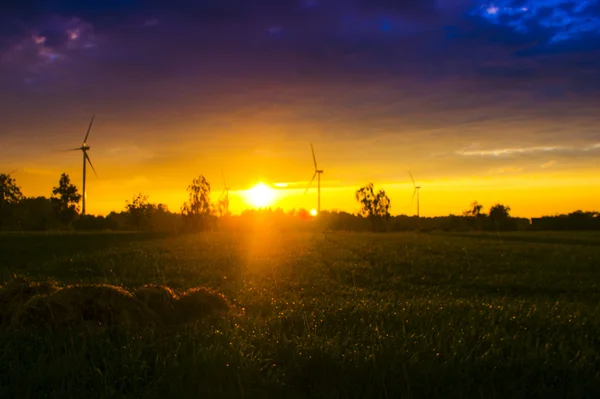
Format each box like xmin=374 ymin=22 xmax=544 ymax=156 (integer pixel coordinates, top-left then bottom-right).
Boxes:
xmin=1 ymin=230 xmax=600 ymax=398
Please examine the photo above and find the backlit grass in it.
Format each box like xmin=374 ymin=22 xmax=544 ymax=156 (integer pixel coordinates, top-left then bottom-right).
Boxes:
xmin=0 ymin=230 xmax=599 ymax=398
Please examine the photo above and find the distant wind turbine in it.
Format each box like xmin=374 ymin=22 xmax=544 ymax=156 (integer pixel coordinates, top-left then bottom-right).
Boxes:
xmin=219 ymin=170 xmax=230 ymax=216
xmin=409 ymin=171 xmax=421 ymax=218
xmin=63 ymin=115 xmax=98 ymax=215
xmin=304 ymin=143 xmax=324 ymax=213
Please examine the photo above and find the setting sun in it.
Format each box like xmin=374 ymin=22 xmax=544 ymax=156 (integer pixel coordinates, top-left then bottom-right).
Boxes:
xmin=310 ymin=209 xmax=317 ymax=216
xmin=244 ymin=182 xmax=276 ymax=208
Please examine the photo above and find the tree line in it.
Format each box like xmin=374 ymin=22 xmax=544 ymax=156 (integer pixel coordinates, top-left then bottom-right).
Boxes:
xmin=1 ymin=172 xmax=598 ymax=232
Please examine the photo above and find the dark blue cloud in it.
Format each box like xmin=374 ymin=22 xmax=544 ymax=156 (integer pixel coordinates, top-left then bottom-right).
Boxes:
xmin=470 ymin=0 xmax=600 ymax=43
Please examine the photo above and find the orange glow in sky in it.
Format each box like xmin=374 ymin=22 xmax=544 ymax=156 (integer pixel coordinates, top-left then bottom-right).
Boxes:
xmin=5 ymin=147 xmax=600 ymax=219
xmin=3 ymin=94 xmax=600 ymax=219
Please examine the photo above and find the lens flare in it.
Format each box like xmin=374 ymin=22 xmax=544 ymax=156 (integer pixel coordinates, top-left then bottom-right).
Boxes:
xmin=244 ymin=182 xmax=276 ymax=208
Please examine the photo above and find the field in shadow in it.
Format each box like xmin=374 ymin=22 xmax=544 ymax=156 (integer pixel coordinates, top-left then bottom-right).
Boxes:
xmin=0 ymin=231 xmax=599 ymax=398
xmin=435 ymin=231 xmax=600 ymax=247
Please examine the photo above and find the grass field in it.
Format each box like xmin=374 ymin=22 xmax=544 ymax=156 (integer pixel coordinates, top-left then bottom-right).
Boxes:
xmin=1 ymin=230 xmax=600 ymax=398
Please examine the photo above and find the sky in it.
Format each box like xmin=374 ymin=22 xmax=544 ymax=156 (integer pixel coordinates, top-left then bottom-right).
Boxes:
xmin=1 ymin=0 xmax=599 ymax=217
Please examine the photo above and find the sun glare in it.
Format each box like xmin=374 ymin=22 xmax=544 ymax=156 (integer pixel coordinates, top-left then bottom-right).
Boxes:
xmin=245 ymin=182 xmax=276 ymax=208
xmin=310 ymin=209 xmax=318 ymax=216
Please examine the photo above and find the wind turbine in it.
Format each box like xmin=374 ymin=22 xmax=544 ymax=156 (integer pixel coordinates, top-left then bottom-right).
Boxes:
xmin=409 ymin=171 xmax=421 ymax=218
xmin=63 ymin=115 xmax=98 ymax=215
xmin=304 ymin=143 xmax=324 ymax=213
xmin=219 ymin=170 xmax=230 ymax=216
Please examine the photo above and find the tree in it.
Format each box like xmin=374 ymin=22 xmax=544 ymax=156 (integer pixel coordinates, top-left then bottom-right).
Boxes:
xmin=488 ymin=203 xmax=515 ymax=231
xmin=181 ymin=175 xmax=213 ymax=231
xmin=0 ymin=172 xmax=24 ymax=229
xmin=51 ymin=173 xmax=82 ymax=227
xmin=125 ymin=193 xmax=154 ymax=230
xmin=489 ymin=203 xmax=510 ymax=220
xmin=15 ymin=196 xmax=57 ymax=231
xmin=355 ymin=183 xmax=391 ymax=232
xmin=463 ymin=201 xmax=485 ymax=231
xmin=464 ymin=201 xmax=484 ymax=217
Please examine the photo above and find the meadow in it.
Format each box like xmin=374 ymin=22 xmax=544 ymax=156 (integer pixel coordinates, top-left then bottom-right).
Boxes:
xmin=1 ymin=229 xmax=599 ymax=398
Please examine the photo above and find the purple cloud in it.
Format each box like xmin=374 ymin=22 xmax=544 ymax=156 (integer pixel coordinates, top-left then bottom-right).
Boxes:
xmin=1 ymin=15 xmax=97 ymax=77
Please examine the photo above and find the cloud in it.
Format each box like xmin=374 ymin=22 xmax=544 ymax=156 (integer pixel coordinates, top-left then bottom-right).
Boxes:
xmin=0 ymin=15 xmax=97 ymax=76
xmin=457 ymin=142 xmax=600 ymax=157
xmin=471 ymin=0 xmax=600 ymax=43
xmin=457 ymin=145 xmax=565 ymax=156
xmin=488 ymin=166 xmax=524 ymax=174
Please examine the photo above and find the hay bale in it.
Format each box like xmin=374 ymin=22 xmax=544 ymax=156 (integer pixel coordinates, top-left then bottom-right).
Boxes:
xmin=13 ymin=284 xmax=161 ymax=328
xmin=175 ymin=287 xmax=232 ymax=323
xmin=0 ymin=277 xmax=59 ymax=326
xmin=134 ymin=285 xmax=179 ymax=323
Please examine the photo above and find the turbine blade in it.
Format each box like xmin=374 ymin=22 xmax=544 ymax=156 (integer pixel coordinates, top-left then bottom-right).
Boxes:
xmin=304 ymin=172 xmax=317 ymax=195
xmin=83 ymin=114 xmax=95 ymax=143
xmin=85 ymin=152 xmax=98 ymax=177
xmin=311 ymin=143 xmax=317 ymax=169
xmin=61 ymin=148 xmax=82 ymax=152
xmin=411 ymin=188 xmax=417 ymax=203
xmin=409 ymin=171 xmax=416 ymax=187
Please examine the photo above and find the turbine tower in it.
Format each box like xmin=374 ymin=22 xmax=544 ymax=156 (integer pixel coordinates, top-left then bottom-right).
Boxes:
xmin=219 ymin=170 xmax=230 ymax=216
xmin=64 ymin=115 xmax=98 ymax=215
xmin=409 ymin=171 xmax=421 ymax=218
xmin=304 ymin=143 xmax=324 ymax=213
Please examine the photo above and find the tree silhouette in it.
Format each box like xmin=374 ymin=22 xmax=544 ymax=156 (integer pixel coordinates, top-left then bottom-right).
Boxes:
xmin=51 ymin=173 xmax=82 ymax=226
xmin=489 ymin=203 xmax=510 ymax=220
xmin=464 ymin=201 xmax=483 ymax=217
xmin=125 ymin=193 xmax=154 ymax=230
xmin=181 ymin=175 xmax=213 ymax=231
xmin=16 ymin=196 xmax=56 ymax=231
xmin=463 ymin=201 xmax=485 ymax=231
xmin=0 ymin=172 xmax=23 ymax=229
xmin=489 ymin=203 xmax=514 ymax=231
xmin=355 ymin=183 xmax=391 ymax=232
